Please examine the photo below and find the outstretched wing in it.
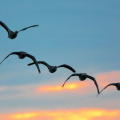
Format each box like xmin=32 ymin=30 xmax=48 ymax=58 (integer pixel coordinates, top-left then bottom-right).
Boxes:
xmin=98 ymin=83 xmax=117 ymax=96
xmin=0 ymin=21 xmax=11 ymax=34
xmin=0 ymin=52 xmax=20 ymax=64
xmin=86 ymin=75 xmax=100 ymax=94
xmin=25 ymin=54 xmax=41 ymax=73
xmin=58 ymin=64 xmax=76 ymax=73
xmin=62 ymin=73 xmax=79 ymax=87
xmin=18 ymin=25 xmax=39 ymax=32
xmin=28 ymin=61 xmax=50 ymax=67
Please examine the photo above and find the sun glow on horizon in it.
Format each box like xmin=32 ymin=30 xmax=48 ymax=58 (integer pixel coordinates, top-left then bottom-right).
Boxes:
xmin=0 ymin=108 xmax=119 ymax=120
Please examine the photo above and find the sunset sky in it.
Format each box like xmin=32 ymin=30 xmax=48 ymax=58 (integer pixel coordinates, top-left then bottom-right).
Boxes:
xmin=0 ymin=1 xmax=120 ymax=120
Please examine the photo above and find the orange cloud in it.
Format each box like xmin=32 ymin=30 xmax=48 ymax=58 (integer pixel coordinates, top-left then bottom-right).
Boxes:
xmin=36 ymin=82 xmax=89 ymax=93
xmin=0 ymin=108 xmax=120 ymax=120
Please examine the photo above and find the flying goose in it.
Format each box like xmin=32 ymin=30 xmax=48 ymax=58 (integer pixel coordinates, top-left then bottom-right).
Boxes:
xmin=0 ymin=51 xmax=40 ymax=73
xmin=28 ymin=61 xmax=76 ymax=73
xmin=62 ymin=73 xmax=100 ymax=94
xmin=0 ymin=21 xmax=38 ymax=39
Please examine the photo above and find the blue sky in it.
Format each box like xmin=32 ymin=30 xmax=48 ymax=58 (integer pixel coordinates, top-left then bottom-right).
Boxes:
xmin=0 ymin=1 xmax=120 ymax=120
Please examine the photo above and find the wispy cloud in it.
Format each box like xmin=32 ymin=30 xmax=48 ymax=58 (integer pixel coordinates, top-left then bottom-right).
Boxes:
xmin=0 ymin=81 xmax=90 ymax=101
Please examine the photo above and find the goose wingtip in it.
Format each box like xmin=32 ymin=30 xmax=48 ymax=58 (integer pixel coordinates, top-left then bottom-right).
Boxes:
xmin=38 ymin=70 xmax=41 ymax=74
xmin=27 ymin=64 xmax=30 ymax=66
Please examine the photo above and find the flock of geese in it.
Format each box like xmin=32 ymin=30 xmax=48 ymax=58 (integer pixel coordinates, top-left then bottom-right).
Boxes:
xmin=0 ymin=20 xmax=120 ymax=96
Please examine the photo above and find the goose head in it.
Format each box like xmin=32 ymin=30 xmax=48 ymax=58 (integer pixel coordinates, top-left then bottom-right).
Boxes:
xmin=49 ymin=66 xmax=57 ymax=73
xmin=8 ymin=31 xmax=18 ymax=39
xmin=79 ymin=73 xmax=87 ymax=81
xmin=18 ymin=52 xmax=26 ymax=59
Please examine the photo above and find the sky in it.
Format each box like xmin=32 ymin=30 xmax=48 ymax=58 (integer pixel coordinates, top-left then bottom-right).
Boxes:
xmin=0 ymin=0 xmax=120 ymax=120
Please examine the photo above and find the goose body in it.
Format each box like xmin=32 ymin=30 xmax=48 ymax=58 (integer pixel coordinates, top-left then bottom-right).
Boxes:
xmin=0 ymin=21 xmax=38 ymax=39
xmin=62 ymin=73 xmax=100 ymax=94
xmin=0 ymin=51 xmax=40 ymax=73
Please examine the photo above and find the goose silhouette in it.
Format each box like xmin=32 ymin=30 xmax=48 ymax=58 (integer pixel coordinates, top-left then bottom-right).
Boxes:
xmin=0 ymin=51 xmax=40 ymax=73
xmin=28 ymin=61 xmax=76 ymax=73
xmin=98 ymin=83 xmax=120 ymax=96
xmin=0 ymin=21 xmax=38 ymax=39
xmin=62 ymin=73 xmax=100 ymax=94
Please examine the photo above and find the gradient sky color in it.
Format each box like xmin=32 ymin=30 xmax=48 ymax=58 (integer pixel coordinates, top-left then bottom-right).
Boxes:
xmin=0 ymin=1 xmax=120 ymax=120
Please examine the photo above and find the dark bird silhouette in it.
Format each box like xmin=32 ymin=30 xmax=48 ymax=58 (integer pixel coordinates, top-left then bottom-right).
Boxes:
xmin=0 ymin=21 xmax=38 ymax=39
xmin=62 ymin=73 xmax=99 ymax=94
xmin=0 ymin=51 xmax=40 ymax=73
xmin=98 ymin=83 xmax=120 ymax=96
xmin=28 ymin=61 xmax=76 ymax=73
